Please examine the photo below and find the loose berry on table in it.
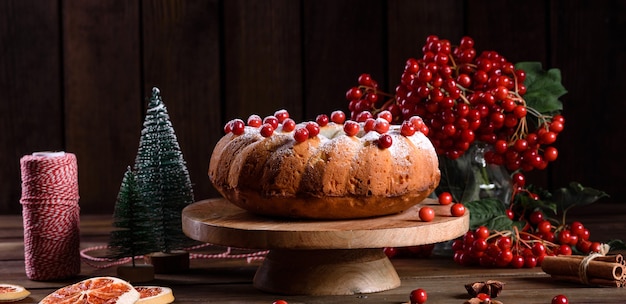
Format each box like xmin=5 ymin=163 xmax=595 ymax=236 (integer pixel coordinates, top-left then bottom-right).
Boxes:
xmin=551 ymin=294 xmax=568 ymax=304
xmin=409 ymin=288 xmax=428 ymax=304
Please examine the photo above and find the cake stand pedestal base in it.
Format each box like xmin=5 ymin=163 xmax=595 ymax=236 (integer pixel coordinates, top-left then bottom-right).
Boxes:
xmin=254 ymin=248 xmax=399 ymax=295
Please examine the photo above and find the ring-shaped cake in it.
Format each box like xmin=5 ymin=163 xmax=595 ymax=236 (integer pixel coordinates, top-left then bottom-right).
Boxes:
xmin=208 ymin=110 xmax=440 ymax=219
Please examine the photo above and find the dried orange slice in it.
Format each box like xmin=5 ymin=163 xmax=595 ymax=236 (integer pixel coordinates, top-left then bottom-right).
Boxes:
xmin=135 ymin=286 xmax=174 ymax=304
xmin=0 ymin=283 xmax=30 ymax=302
xmin=39 ymin=276 xmax=139 ymax=304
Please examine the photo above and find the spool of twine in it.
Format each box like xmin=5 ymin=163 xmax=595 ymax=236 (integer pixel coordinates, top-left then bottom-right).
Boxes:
xmin=20 ymin=152 xmax=81 ymax=281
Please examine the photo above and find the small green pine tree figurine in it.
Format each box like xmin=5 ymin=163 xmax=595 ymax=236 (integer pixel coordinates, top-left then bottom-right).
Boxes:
xmin=108 ymin=167 xmax=158 ymax=264
xmin=134 ymin=87 xmax=195 ymax=253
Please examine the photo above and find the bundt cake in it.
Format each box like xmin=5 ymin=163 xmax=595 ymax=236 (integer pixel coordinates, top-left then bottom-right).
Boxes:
xmin=208 ymin=109 xmax=440 ymax=219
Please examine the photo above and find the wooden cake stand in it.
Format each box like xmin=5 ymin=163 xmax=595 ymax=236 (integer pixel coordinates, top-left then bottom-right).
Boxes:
xmin=182 ymin=198 xmax=469 ymax=296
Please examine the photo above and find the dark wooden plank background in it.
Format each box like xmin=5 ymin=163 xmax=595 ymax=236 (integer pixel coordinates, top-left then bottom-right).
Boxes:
xmin=1 ymin=0 xmax=624 ymax=214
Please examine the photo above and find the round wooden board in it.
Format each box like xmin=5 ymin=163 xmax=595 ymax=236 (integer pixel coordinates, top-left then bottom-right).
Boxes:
xmin=182 ymin=198 xmax=469 ymax=250
xmin=182 ymin=197 xmax=469 ymax=295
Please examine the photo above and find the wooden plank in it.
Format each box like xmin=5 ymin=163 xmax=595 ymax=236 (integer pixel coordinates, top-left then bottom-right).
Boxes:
xmin=9 ymin=273 xmax=626 ymax=304
xmin=1 ymin=211 xmax=625 ymax=304
xmin=0 ymin=0 xmax=622 ymax=219
xmin=62 ymin=1 xmax=143 ymax=214
xmin=11 ymin=258 xmax=626 ymax=304
xmin=222 ymin=0 xmax=303 ymax=120
xmin=466 ymin=0 xmax=548 ymax=64
xmin=548 ymin=0 xmax=625 ymax=205
xmin=0 ymin=242 xmax=23 ymax=260
xmin=0 ymin=0 xmax=63 ymax=214
xmin=141 ymin=0 xmax=223 ymax=202
xmin=301 ymin=0 xmax=386 ymax=120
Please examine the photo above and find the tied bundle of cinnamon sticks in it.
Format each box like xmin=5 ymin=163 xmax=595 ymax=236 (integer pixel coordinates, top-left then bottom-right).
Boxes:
xmin=541 ymin=254 xmax=626 ymax=287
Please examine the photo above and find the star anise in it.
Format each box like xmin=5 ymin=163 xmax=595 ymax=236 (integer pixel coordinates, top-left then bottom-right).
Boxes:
xmin=464 ymin=280 xmax=505 ymax=298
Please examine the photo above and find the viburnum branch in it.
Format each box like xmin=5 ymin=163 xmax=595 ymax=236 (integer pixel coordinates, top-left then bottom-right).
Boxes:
xmin=510 ymin=116 xmax=528 ymax=142
xmin=487 ymin=230 xmax=512 ymax=241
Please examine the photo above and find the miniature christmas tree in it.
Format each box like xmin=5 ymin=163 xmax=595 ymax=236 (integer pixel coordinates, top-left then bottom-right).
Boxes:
xmin=108 ymin=166 xmax=158 ymax=264
xmin=133 ymin=87 xmax=195 ymax=253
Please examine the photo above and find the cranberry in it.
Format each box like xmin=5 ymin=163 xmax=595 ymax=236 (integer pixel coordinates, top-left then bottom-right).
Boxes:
xmin=377 ymin=134 xmax=393 ymax=149
xmin=551 ymin=294 xmax=568 ymax=304
xmin=409 ymin=288 xmax=427 ymax=304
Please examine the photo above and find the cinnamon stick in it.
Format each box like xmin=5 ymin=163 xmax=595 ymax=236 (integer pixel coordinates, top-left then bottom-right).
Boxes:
xmin=550 ymin=275 xmax=621 ymax=287
xmin=559 ymin=254 xmax=623 ymax=265
xmin=541 ymin=255 xmax=623 ymax=281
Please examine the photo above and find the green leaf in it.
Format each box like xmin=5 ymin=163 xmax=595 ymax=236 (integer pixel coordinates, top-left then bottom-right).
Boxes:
xmin=552 ymin=182 xmax=610 ymax=212
xmin=487 ymin=215 xmax=516 ymax=232
xmin=515 ymin=61 xmax=567 ymax=114
xmin=607 ymin=239 xmax=626 ymax=251
xmin=465 ymin=198 xmax=507 ymax=229
xmin=517 ymin=194 xmax=558 ymax=215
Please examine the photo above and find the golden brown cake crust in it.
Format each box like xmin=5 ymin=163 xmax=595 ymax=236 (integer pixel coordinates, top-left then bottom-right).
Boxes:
xmin=209 ymin=119 xmax=440 ymax=220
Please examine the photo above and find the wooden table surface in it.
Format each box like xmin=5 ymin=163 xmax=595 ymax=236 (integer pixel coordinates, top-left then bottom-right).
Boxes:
xmin=2 ymin=202 xmax=626 ymax=304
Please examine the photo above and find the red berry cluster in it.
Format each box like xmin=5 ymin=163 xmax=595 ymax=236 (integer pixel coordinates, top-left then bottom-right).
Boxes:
xmin=223 ymin=109 xmax=338 ymax=142
xmin=346 ymin=35 xmax=564 ymax=172
xmin=452 ymin=211 xmax=603 ymax=269
xmin=224 ymin=109 xmax=430 ymax=149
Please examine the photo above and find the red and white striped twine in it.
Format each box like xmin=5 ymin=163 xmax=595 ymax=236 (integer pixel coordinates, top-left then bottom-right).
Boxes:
xmin=20 ymin=152 xmax=81 ymax=281
xmin=80 ymin=243 xmax=269 ymax=269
